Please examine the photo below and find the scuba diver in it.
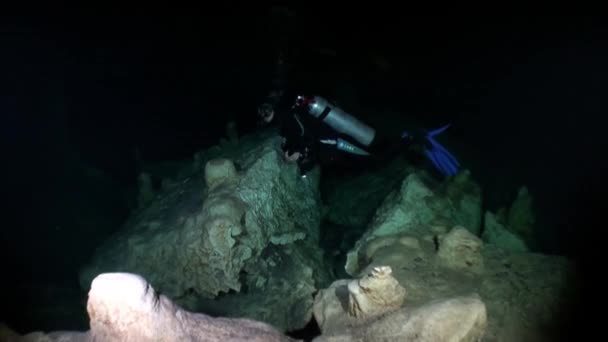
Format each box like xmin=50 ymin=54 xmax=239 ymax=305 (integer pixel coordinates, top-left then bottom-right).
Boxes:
xmin=257 ymin=55 xmax=461 ymax=178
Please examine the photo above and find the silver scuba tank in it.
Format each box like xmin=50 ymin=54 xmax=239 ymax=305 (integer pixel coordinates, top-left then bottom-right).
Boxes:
xmin=305 ymin=95 xmax=376 ymax=147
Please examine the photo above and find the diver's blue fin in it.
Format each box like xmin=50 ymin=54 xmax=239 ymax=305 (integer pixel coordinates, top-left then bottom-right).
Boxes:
xmin=427 ymin=123 xmax=451 ymax=137
xmin=427 ymin=134 xmax=460 ymax=169
xmin=423 ymin=124 xmax=460 ymax=177
xmin=403 ymin=124 xmax=460 ymax=177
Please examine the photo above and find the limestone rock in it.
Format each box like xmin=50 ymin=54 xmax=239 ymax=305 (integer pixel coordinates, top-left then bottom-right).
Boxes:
xmin=89 ymin=273 xmax=297 ymax=341
xmin=204 ymin=158 xmax=238 ymax=189
xmin=79 ymin=132 xmax=331 ymax=332
xmin=482 ymin=211 xmax=529 ymax=252
xmin=507 ymin=186 xmax=536 ymax=246
xmin=137 ymin=172 xmax=155 ymax=209
xmin=444 ymin=170 xmax=483 ymax=236
xmin=313 ymin=266 xmax=406 ymax=334
xmin=347 ymin=266 xmax=406 ymax=318
xmin=313 ymin=279 xmax=351 ymax=334
xmin=7 ymin=272 xmax=298 ymax=342
xmin=323 ymin=156 xmax=412 ymax=228
xmin=203 ymin=244 xmax=324 ymax=333
xmin=226 ymin=120 xmax=239 ymax=145
xmin=313 ymin=294 xmax=487 ymax=342
xmin=345 ymin=171 xmax=482 ymax=276
xmin=336 ymin=221 xmax=575 ymax=340
xmin=437 ymin=226 xmax=484 ymax=275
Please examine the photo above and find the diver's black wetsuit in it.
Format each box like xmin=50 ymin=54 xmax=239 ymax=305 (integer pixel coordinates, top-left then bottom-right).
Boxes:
xmin=270 ymin=92 xmax=412 ymax=176
xmin=258 ymin=55 xmax=460 ymax=178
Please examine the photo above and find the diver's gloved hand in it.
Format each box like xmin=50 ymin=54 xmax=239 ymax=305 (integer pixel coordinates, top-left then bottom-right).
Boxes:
xmin=401 ymin=124 xmax=460 ymax=177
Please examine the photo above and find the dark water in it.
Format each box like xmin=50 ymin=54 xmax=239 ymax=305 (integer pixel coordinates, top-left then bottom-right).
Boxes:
xmin=1 ymin=11 xmax=604 ymax=339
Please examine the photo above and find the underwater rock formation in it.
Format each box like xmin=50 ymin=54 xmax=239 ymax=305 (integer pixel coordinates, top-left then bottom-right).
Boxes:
xmin=312 ymin=264 xmax=487 ymax=342
xmin=3 ymin=272 xmax=487 ymax=342
xmin=3 ymin=126 xmax=578 ymax=341
xmin=347 ymin=266 xmax=406 ymax=319
xmin=344 ymin=170 xmax=482 ymax=276
xmin=322 ymin=156 xmax=413 ymax=228
xmin=436 ymin=226 xmax=484 ymax=275
xmin=313 ymin=294 xmax=487 ymax=342
xmin=79 ymin=132 xmax=331 ymax=332
xmin=443 ymin=170 xmax=483 ymax=235
xmin=344 ymin=216 xmax=576 ymax=341
xmin=3 ymin=272 xmax=298 ymax=342
xmin=204 ymin=157 xmax=239 ymax=189
xmin=136 ymin=172 xmax=155 ymax=209
xmin=328 ymin=157 xmax=576 ymax=341
xmin=482 ymin=185 xmax=535 ymax=252
xmin=314 ymin=265 xmax=406 ymax=334
xmin=482 ymin=210 xmax=529 ymax=252
xmin=506 ymin=186 xmax=536 ymax=246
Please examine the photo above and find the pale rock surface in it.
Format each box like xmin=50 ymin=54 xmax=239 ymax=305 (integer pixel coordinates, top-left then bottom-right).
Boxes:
xmin=314 ymin=266 xmax=406 ymax=334
xmin=204 ymin=157 xmax=239 ymax=189
xmin=347 ymin=266 xmax=406 ymax=319
xmin=437 ymin=226 xmax=484 ymax=275
xmin=313 ymin=294 xmax=487 ymax=342
xmin=3 ymin=272 xmax=298 ymax=342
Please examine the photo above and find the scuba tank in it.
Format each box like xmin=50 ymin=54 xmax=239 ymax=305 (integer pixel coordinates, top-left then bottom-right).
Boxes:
xmin=296 ymin=95 xmax=376 ymax=147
